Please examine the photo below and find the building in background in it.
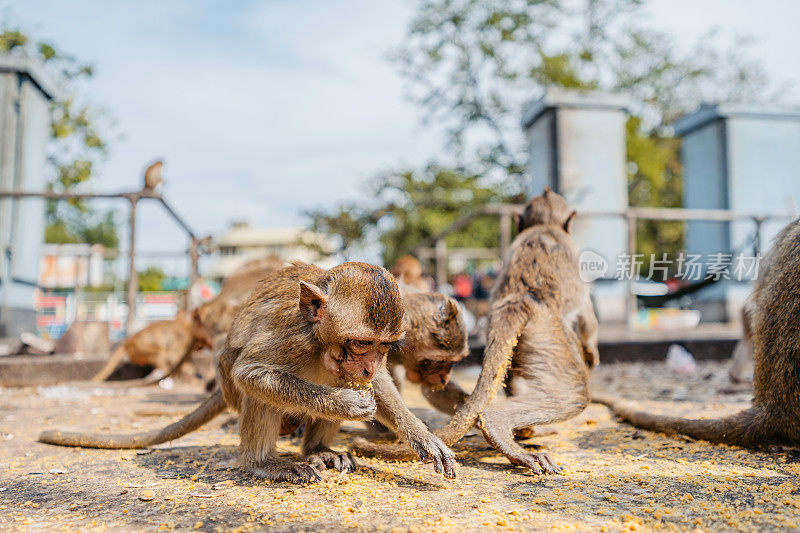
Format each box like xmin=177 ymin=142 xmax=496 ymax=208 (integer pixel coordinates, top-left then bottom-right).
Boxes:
xmin=676 ymin=103 xmax=800 ymax=321
xmin=208 ymin=221 xmax=335 ymax=281
xmin=0 ymin=56 xmax=57 ymax=337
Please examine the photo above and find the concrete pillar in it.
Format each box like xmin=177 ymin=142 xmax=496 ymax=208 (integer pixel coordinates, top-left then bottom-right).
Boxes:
xmin=522 ymin=88 xmax=630 ymax=323
xmin=0 ymin=56 xmax=57 ymax=336
xmin=674 ymin=103 xmax=800 ymax=321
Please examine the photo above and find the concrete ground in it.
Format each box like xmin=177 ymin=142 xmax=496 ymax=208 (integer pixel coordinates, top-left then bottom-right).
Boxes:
xmin=1 ymin=360 xmax=799 ymax=532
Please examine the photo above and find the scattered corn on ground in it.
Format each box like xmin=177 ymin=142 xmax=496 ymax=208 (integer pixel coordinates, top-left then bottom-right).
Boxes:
xmin=1 ymin=360 xmax=798 ymax=532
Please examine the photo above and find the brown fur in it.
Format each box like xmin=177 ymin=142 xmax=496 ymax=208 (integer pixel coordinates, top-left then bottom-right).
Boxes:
xmin=143 ymin=160 xmax=163 ymax=190
xmin=389 ymin=292 xmax=469 ymax=405
xmin=390 ymin=255 xmax=430 ymax=293
xmin=40 ymin=261 xmax=456 ymax=483
xmin=351 ymin=292 xmax=470 ymax=449
xmin=353 ymin=189 xmax=599 ymax=473
xmin=596 ymin=218 xmax=800 ymax=450
xmin=90 ymin=310 xmax=213 ymax=383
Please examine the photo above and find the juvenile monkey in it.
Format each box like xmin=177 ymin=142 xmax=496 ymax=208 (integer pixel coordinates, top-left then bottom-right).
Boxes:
xmin=41 ymin=262 xmax=456 ymax=483
xmin=90 ymin=309 xmax=214 ymax=382
xmin=596 ymin=219 xmax=800 ymax=450
xmin=143 ymin=160 xmax=163 ymax=190
xmin=123 ymin=256 xmax=288 ymax=386
xmin=389 ymin=292 xmax=470 ymax=412
xmin=390 ymin=255 xmax=430 ymax=293
xmin=353 ymin=189 xmax=599 ymax=474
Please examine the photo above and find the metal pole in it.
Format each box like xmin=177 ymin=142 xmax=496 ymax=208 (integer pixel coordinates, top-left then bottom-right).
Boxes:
xmin=187 ymin=238 xmax=200 ymax=312
xmin=626 ymin=214 xmax=637 ymax=328
xmin=499 ymin=213 xmax=512 ymax=261
xmin=434 ymin=239 xmax=447 ymax=290
xmin=125 ymin=198 xmax=138 ymax=333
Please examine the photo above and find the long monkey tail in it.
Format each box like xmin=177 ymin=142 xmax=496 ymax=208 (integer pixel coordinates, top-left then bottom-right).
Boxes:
xmin=39 ymin=389 xmax=226 ymax=449
xmin=351 ymin=294 xmax=536 ymax=460
xmin=593 ymin=393 xmax=771 ymax=449
xmin=90 ymin=344 xmax=128 ymax=382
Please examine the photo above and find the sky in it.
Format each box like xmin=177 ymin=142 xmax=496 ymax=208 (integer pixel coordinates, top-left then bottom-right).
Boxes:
xmin=1 ymin=0 xmax=799 ymax=270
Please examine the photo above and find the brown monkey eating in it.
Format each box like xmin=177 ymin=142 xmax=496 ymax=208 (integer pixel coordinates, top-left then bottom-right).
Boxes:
xmin=595 ymin=218 xmax=800 ymax=450
xmin=40 ymin=261 xmax=456 ymax=483
xmin=352 ymin=189 xmax=599 ymax=474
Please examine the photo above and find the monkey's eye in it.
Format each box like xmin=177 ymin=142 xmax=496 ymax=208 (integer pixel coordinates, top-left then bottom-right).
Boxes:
xmin=347 ymin=340 xmax=372 ymax=355
xmin=377 ymin=342 xmax=393 ymax=356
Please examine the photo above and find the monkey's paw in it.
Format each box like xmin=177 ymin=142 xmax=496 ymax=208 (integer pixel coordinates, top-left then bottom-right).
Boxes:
xmin=336 ymin=388 xmax=377 ymax=420
xmin=305 ymin=449 xmax=357 ymax=472
xmin=248 ymin=462 xmax=322 ymax=483
xmin=509 ymin=451 xmax=563 ymax=475
xmin=407 ymin=433 xmax=457 ymax=479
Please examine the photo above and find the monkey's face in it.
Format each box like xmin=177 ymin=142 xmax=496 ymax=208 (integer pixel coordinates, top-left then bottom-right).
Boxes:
xmin=298 ymin=264 xmax=404 ymax=385
xmin=518 ymin=187 xmax=576 ymax=233
xmin=406 ymin=359 xmax=454 ymax=389
xmin=322 ymin=338 xmax=395 ymax=385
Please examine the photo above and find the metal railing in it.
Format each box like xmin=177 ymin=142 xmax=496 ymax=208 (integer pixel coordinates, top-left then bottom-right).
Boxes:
xmin=0 ymin=188 xmax=211 ymax=333
xmin=413 ymin=203 xmax=792 ymax=325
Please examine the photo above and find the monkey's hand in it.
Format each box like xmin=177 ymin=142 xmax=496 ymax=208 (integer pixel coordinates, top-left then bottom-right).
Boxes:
xmin=403 ymin=426 xmax=457 ymax=479
xmin=330 ymin=388 xmax=377 ymax=421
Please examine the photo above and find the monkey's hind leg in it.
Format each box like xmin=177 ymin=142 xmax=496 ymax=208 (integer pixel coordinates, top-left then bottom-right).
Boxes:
xmin=480 ymin=327 xmax=590 ymax=474
xmin=302 ymin=420 xmax=355 ymax=473
xmin=239 ymin=397 xmax=321 ymax=483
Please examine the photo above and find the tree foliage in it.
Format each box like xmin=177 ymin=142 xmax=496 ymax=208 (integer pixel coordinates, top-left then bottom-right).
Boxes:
xmin=0 ymin=27 xmax=118 ymax=248
xmin=137 ymin=266 xmax=167 ymax=292
xmin=307 ymin=1 xmax=771 ymax=267
xmin=306 ymin=165 xmax=516 ymax=265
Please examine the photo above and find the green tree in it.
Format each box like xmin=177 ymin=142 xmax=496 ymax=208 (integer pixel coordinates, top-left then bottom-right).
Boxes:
xmin=0 ymin=27 xmax=119 ymax=248
xmin=137 ymin=266 xmax=166 ymax=292
xmin=306 ymin=164 xmax=516 ymax=265
xmin=308 ymin=0 xmax=771 ymax=270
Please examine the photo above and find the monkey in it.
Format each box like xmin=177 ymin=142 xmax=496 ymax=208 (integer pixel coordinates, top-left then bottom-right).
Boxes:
xmin=388 ymin=292 xmax=470 ymax=412
xmin=40 ymin=261 xmax=456 ymax=483
xmin=351 ymin=291 xmax=470 ymax=440
xmin=390 ymin=255 xmax=431 ymax=293
xmin=143 ymin=160 xmax=163 ymax=190
xmin=112 ymin=256 xmax=289 ymax=387
xmin=90 ymin=309 xmax=214 ymax=383
xmin=595 ymin=218 xmax=800 ymax=450
xmin=350 ymin=189 xmax=599 ymax=474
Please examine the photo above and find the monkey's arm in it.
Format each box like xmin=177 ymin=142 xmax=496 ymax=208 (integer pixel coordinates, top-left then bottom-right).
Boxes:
xmin=575 ymin=296 xmax=599 ymax=369
xmin=231 ymin=361 xmax=375 ymax=421
xmin=369 ymin=366 xmax=456 ymax=478
xmin=421 ymin=382 xmax=468 ymax=416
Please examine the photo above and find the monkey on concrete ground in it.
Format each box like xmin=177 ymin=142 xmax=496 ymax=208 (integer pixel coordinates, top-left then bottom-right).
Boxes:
xmin=108 ymin=256 xmax=287 ymax=388
xmin=390 ymin=255 xmax=431 ymax=293
xmin=351 ymin=189 xmax=599 ymax=474
xmin=40 ymin=262 xmax=456 ymax=483
xmin=595 ymin=218 xmax=800 ymax=450
xmin=90 ymin=309 xmax=214 ymax=383
xmin=384 ymin=292 xmax=469 ymax=413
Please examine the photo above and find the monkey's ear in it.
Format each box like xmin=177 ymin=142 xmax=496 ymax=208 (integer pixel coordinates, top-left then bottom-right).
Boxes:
xmin=563 ymin=210 xmax=577 ymax=233
xmin=543 ymin=186 xmax=552 ymax=195
xmin=299 ymin=281 xmax=328 ymax=323
xmin=439 ymin=299 xmax=459 ymax=323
